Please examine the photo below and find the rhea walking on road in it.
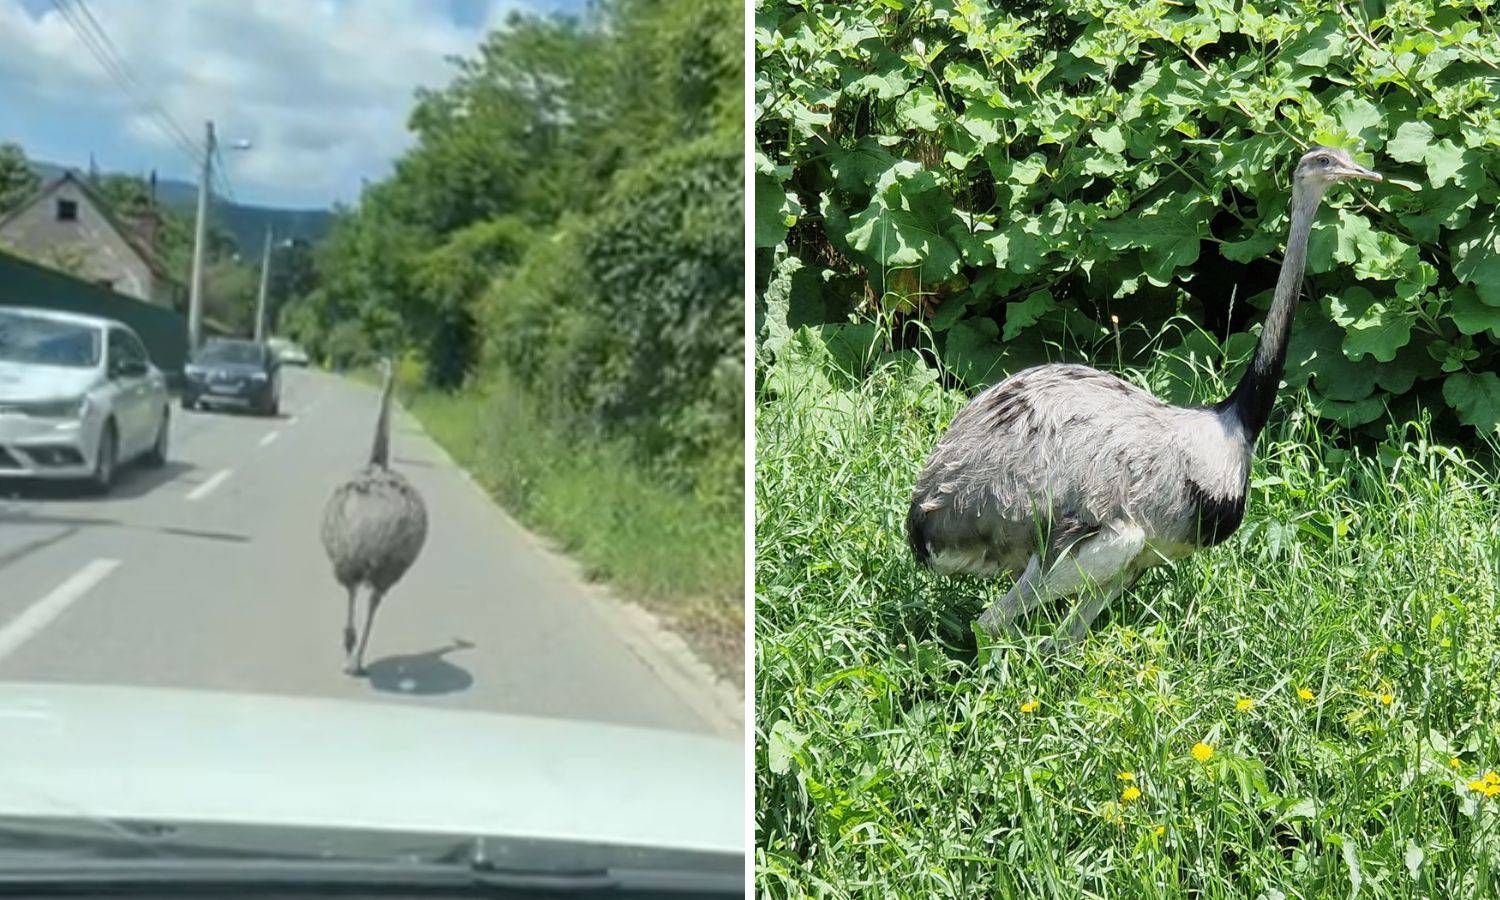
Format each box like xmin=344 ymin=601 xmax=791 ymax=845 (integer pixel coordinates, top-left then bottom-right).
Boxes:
xmin=321 ymin=358 xmax=429 ymax=676
xmin=907 ymin=146 xmax=1382 ymax=654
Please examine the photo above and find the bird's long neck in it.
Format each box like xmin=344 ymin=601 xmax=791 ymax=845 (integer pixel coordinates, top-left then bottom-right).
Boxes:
xmin=369 ymin=365 xmax=393 ymax=469
xmin=1217 ymin=185 xmax=1322 ymax=439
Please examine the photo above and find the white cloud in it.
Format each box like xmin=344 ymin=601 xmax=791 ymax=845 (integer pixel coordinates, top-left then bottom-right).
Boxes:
xmin=0 ymin=0 xmax=537 ymax=207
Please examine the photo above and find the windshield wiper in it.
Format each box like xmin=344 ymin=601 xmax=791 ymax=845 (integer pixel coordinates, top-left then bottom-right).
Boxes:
xmin=0 ymin=825 xmax=742 ymax=896
xmin=0 ymin=857 xmax=741 ymax=895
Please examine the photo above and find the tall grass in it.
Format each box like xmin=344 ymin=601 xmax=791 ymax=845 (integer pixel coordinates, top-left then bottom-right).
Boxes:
xmin=755 ymin=355 xmax=1500 ymax=898
xmin=398 ymin=369 xmax=744 ymax=676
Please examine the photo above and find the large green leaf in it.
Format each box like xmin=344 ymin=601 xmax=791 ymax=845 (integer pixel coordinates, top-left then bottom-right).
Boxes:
xmin=1424 ymin=139 xmax=1472 ymax=188
xmin=1450 ymin=287 xmax=1500 ymax=339
xmin=1097 ymin=198 xmax=1205 ymax=286
xmin=755 ymin=171 xmax=802 ymax=248
xmin=1443 ymin=372 xmax=1500 ymax=434
xmin=1003 ymin=289 xmax=1055 ymax=340
xmin=1450 ymin=218 xmax=1500 ymax=305
xmin=1386 ymin=120 xmax=1433 ymax=163
xmin=1328 ymin=286 xmax=1413 ymax=362
xmin=895 ymin=85 xmax=946 ymax=131
xmin=844 ymin=196 xmax=959 ymax=283
xmin=943 ymin=317 xmax=1005 ymax=386
xmin=985 ymin=222 xmax=1044 ymax=275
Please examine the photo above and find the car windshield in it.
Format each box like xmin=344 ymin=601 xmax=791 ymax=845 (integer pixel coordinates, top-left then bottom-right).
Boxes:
xmin=196 ymin=342 xmax=263 ymax=366
xmin=0 ymin=313 xmax=100 ymax=368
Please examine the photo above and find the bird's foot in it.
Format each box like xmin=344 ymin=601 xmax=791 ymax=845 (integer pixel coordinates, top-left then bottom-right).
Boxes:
xmin=343 ymin=660 xmax=367 ymax=678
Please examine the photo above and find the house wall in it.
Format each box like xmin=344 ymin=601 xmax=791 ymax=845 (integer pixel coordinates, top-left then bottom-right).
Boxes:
xmin=0 ymin=181 xmax=160 ymax=304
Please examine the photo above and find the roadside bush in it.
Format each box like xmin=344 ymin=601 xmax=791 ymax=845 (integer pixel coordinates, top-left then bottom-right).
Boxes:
xmin=481 ymin=137 xmax=744 ymax=483
xmin=755 ymin=0 xmax=1500 ymax=437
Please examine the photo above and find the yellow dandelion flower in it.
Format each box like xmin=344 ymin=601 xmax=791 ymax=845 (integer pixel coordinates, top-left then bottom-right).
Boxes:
xmin=1486 ymin=784 xmax=1500 ymax=799
xmin=1485 ymin=771 xmax=1499 ymax=786
xmin=1235 ymin=697 xmax=1254 ymax=711
xmin=1468 ymin=779 xmax=1487 ymax=793
xmin=1121 ymin=786 xmax=1141 ymax=803
xmin=1380 ymin=693 xmax=1394 ymax=706
xmin=1154 ymin=825 xmax=1165 ymax=837
xmin=1298 ymin=688 xmax=1315 ymax=702
xmin=1451 ymin=758 xmax=1463 ymax=769
xmin=1020 ymin=699 xmax=1040 ymax=714
xmin=1117 ymin=771 xmax=1134 ymax=782
xmin=1191 ymin=742 xmax=1214 ymax=762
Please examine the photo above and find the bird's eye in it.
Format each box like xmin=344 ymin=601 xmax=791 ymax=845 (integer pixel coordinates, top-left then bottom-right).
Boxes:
xmin=1318 ymin=156 xmax=1331 ymax=166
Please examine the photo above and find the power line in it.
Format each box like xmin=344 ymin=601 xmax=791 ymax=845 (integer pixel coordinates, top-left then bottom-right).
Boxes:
xmin=49 ymin=0 xmax=204 ymax=171
xmin=63 ymin=0 xmax=202 ymax=162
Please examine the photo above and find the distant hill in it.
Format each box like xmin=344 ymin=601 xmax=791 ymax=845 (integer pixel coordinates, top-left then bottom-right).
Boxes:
xmin=30 ymin=161 xmax=335 ymax=254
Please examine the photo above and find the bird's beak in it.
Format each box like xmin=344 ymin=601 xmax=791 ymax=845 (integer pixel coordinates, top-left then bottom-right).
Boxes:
xmin=1337 ymin=162 xmax=1382 ymax=182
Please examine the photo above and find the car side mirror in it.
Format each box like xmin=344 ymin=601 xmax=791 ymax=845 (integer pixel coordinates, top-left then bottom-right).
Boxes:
xmin=111 ymin=358 xmax=147 ymax=379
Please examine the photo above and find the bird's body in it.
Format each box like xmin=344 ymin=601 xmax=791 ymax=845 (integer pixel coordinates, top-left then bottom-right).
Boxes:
xmin=909 ymin=364 xmax=1250 ymax=579
xmin=321 ymin=468 xmax=428 ymax=593
xmin=907 ymin=146 xmax=1382 ymax=652
xmin=321 ymin=360 xmax=428 ymax=675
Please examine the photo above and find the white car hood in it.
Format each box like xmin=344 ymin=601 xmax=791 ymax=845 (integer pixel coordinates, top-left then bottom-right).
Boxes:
xmin=0 ymin=362 xmax=99 ymax=402
xmin=0 ymin=682 xmax=744 ymax=857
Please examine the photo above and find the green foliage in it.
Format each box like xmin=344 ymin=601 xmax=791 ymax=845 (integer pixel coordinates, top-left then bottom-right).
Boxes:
xmin=756 ymin=0 xmax=1500 ymax=438
xmin=286 ymin=0 xmax=744 ymax=476
xmin=403 ymin=369 xmax=744 ymax=677
xmin=756 ymin=353 xmax=1500 ymax=897
xmin=0 ymin=143 xmax=40 ymax=215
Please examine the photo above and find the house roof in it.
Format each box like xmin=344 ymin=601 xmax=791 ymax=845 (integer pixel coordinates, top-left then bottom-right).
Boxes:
xmin=0 ymin=170 xmax=176 ymax=284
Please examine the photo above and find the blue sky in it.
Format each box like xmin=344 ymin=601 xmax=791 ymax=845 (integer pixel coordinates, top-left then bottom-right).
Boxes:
xmin=0 ymin=0 xmax=581 ymax=209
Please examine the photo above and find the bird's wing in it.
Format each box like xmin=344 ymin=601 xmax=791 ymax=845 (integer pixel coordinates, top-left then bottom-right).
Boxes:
xmin=910 ymin=364 xmax=1194 ymax=558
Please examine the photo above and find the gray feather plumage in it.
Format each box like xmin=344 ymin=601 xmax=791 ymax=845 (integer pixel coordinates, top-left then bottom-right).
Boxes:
xmin=321 ymin=467 xmax=428 ymax=591
xmin=908 ymin=364 xmax=1247 ymax=577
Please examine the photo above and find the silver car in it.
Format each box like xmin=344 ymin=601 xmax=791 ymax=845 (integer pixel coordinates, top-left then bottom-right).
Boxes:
xmin=266 ymin=336 xmax=309 ymax=366
xmin=0 ymin=307 xmax=170 ymax=492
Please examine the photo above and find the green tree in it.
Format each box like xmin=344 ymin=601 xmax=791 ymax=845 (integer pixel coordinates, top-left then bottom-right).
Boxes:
xmin=282 ymin=0 xmax=743 ymax=474
xmin=0 ymin=143 xmax=40 ymax=214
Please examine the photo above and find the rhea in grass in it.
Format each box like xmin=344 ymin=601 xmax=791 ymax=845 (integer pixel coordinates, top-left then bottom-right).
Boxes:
xmin=906 ymin=146 xmax=1382 ymax=654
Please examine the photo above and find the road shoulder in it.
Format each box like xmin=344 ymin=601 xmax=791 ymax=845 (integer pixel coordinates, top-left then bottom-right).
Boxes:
xmin=410 ymin=406 xmax=744 ymax=738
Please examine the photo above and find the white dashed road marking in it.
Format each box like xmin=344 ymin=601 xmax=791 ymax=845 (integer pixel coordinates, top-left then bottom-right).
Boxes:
xmin=0 ymin=559 xmax=120 ymax=662
xmin=259 ymin=431 xmax=280 ymax=447
xmin=186 ymin=469 xmax=232 ymax=501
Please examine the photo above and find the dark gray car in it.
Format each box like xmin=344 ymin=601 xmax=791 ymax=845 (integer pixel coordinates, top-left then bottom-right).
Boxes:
xmin=182 ymin=339 xmax=281 ymax=416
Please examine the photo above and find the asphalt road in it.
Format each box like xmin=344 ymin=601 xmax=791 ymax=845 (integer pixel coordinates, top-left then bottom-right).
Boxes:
xmin=0 ymin=368 xmax=718 ymax=734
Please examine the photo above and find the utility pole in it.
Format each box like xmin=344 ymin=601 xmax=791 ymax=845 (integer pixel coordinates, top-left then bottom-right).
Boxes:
xmin=254 ymin=225 xmax=272 ymax=343
xmin=187 ymin=120 xmax=215 ymax=352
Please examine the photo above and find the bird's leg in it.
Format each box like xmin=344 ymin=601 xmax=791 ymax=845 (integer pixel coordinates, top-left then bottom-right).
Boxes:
xmin=1039 ymin=579 xmax=1129 ymax=657
xmin=1035 ymin=521 xmax=1145 ymax=656
xmin=347 ymin=589 xmax=384 ymax=677
xmin=976 ymin=555 xmax=1045 ymax=639
xmin=343 ymin=585 xmax=357 ymax=656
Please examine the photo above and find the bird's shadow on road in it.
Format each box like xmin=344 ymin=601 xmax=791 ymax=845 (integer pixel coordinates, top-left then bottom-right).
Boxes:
xmin=365 ymin=639 xmax=476 ymax=696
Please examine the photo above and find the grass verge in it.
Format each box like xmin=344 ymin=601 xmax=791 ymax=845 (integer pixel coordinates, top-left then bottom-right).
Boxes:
xmin=395 ymin=369 xmax=744 ymax=682
xmin=756 ymin=360 xmax=1500 ymax=898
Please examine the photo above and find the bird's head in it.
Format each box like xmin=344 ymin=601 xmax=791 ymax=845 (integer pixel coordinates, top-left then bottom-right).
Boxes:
xmin=1294 ymin=146 xmax=1382 ymax=194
